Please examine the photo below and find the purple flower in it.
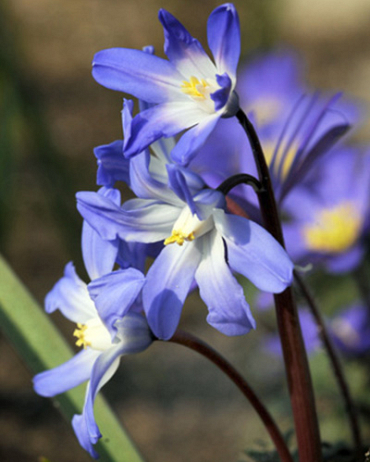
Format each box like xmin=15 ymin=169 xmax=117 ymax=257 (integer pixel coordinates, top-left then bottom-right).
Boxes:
xmin=283 ymin=146 xmax=370 ymax=273
xmin=77 ymin=145 xmax=294 ymax=340
xmin=33 ymin=197 xmax=152 ymax=459
xmin=92 ymin=4 xmax=241 ymax=165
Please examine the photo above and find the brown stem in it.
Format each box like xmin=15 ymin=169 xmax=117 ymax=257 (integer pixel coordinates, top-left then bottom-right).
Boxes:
xmin=236 ymin=109 xmax=322 ymax=462
xmin=294 ymin=271 xmax=363 ymax=458
xmin=165 ymin=330 xmax=294 ymax=462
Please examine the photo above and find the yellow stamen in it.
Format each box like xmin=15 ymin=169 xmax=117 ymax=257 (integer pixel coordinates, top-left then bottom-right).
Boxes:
xmin=302 ymin=202 xmax=361 ymax=253
xmin=73 ymin=323 xmax=91 ymax=349
xmin=164 ymin=230 xmax=195 ymax=246
xmin=181 ymin=76 xmax=209 ymax=99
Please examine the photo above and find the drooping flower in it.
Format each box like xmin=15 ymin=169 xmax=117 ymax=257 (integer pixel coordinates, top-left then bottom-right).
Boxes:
xmin=77 ymin=143 xmax=294 ymax=340
xmin=92 ymin=4 xmax=240 ymax=165
xmin=33 ymin=191 xmax=152 ymax=459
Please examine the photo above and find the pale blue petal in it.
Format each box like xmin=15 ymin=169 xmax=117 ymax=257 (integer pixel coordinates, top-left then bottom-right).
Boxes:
xmin=143 ymin=241 xmax=202 ymax=339
xmin=124 ymin=102 xmax=206 ymax=158
xmin=195 ymin=230 xmax=256 ymax=335
xmin=207 ymin=3 xmax=240 ymax=78
xmin=72 ymin=345 xmax=123 ymax=459
xmin=77 ymin=191 xmax=180 ymax=243
xmin=214 ymin=210 xmax=294 ymax=292
xmin=159 ymin=9 xmax=217 ymax=79
xmin=130 ymin=150 xmax=181 ymax=206
xmin=92 ymin=48 xmax=183 ymax=103
xmin=82 ymin=188 xmax=120 ymax=280
xmin=170 ymin=112 xmax=221 ymax=166
xmin=45 ymin=262 xmax=96 ymax=323
xmin=88 ymin=268 xmax=145 ymax=338
xmin=33 ymin=349 xmax=100 ymax=397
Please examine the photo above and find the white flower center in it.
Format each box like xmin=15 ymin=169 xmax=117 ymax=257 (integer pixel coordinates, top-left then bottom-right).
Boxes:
xmin=73 ymin=317 xmax=112 ymax=351
xmin=180 ymin=76 xmax=220 ymax=113
xmin=164 ymin=206 xmax=214 ymax=246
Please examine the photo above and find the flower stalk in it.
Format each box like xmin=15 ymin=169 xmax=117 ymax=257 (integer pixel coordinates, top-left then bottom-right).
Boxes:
xmin=294 ymin=271 xmax=363 ymax=459
xmin=167 ymin=330 xmax=294 ymax=462
xmin=236 ymin=108 xmax=322 ymax=462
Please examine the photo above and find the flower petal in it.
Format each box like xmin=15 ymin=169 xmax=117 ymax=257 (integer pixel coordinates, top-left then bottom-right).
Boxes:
xmin=88 ymin=268 xmax=145 ymax=338
xmin=130 ymin=150 xmax=182 ymax=206
xmin=195 ymin=230 xmax=256 ymax=335
xmin=33 ymin=349 xmax=100 ymax=397
xmin=45 ymin=262 xmax=96 ymax=323
xmin=94 ymin=140 xmax=129 ymax=187
xmin=170 ymin=112 xmax=221 ymax=166
xmin=124 ymin=102 xmax=207 ymax=158
xmin=207 ymin=3 xmax=240 ymax=78
xmin=72 ymin=345 xmax=123 ymax=459
xmin=92 ymin=48 xmax=183 ymax=103
xmin=214 ymin=210 xmax=294 ymax=292
xmin=82 ymin=188 xmax=120 ymax=281
xmin=77 ymin=191 xmax=180 ymax=243
xmin=158 ymin=9 xmax=217 ymax=79
xmin=143 ymin=241 xmax=202 ymax=339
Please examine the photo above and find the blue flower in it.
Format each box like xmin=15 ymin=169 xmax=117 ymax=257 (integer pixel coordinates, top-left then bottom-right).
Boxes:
xmin=77 ymin=146 xmax=294 ymax=340
xmin=92 ymin=4 xmax=240 ymax=165
xmin=283 ymin=146 xmax=370 ymax=273
xmin=33 ymin=196 xmax=152 ymax=459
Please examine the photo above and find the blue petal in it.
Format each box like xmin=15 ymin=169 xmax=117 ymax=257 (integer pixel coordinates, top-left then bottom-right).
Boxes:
xmin=33 ymin=349 xmax=100 ymax=397
xmin=77 ymin=191 xmax=180 ymax=243
xmin=170 ymin=112 xmax=221 ymax=165
xmin=114 ymin=312 xmax=154 ymax=352
xmin=166 ymin=164 xmax=199 ymax=214
xmin=82 ymin=188 xmax=120 ymax=281
xmin=143 ymin=241 xmax=202 ymax=339
xmin=158 ymin=9 xmax=216 ymax=79
xmin=45 ymin=262 xmax=96 ymax=323
xmin=92 ymin=48 xmax=183 ymax=103
xmin=130 ymin=150 xmax=181 ymax=206
xmin=211 ymin=73 xmax=232 ymax=111
xmin=214 ymin=210 xmax=294 ymax=293
xmin=207 ymin=3 xmax=240 ymax=78
xmin=124 ymin=102 xmax=206 ymax=158
xmin=88 ymin=268 xmax=145 ymax=338
xmin=195 ymin=230 xmax=256 ymax=336
xmin=94 ymin=140 xmax=129 ymax=187
xmin=71 ymin=345 xmax=123 ymax=459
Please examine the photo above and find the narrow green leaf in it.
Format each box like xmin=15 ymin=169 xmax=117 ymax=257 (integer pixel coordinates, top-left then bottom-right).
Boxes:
xmin=0 ymin=254 xmax=145 ymax=462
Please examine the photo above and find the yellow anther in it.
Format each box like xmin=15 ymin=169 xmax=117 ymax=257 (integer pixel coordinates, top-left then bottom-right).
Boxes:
xmin=181 ymin=76 xmax=209 ymax=99
xmin=73 ymin=323 xmax=91 ymax=349
xmin=164 ymin=230 xmax=195 ymax=246
xmin=303 ymin=202 xmax=361 ymax=253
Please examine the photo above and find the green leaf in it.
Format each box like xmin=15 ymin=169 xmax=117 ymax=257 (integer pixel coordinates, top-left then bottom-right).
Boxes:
xmin=0 ymin=254 xmax=145 ymax=462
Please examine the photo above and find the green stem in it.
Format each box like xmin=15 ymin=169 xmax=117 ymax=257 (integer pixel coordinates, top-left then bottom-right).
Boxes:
xmin=167 ymin=330 xmax=294 ymax=462
xmin=236 ymin=109 xmax=322 ymax=462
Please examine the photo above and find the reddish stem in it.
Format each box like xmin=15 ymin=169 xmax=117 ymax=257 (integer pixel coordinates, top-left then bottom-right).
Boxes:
xmin=236 ymin=109 xmax=322 ymax=462
xmin=166 ymin=330 xmax=294 ymax=462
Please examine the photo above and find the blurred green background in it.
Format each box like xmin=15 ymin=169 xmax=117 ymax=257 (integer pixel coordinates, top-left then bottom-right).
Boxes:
xmin=1 ymin=0 xmax=370 ymax=461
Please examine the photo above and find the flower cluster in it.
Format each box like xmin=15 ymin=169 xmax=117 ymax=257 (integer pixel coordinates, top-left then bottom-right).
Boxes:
xmin=33 ymin=3 xmax=369 ymax=459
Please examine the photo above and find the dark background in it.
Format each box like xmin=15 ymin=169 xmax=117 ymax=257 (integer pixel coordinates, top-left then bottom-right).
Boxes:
xmin=1 ymin=0 xmax=370 ymax=461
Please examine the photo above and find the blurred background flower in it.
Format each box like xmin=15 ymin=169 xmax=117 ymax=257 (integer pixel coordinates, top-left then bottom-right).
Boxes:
xmin=1 ymin=1 xmax=370 ymax=461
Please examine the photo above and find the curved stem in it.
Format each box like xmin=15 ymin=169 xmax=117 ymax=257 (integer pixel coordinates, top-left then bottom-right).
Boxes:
xmin=165 ymin=330 xmax=294 ymax=462
xmin=217 ymin=173 xmax=263 ymax=195
xmin=294 ymin=271 xmax=363 ymax=458
xmin=236 ymin=108 xmax=322 ymax=462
